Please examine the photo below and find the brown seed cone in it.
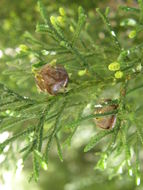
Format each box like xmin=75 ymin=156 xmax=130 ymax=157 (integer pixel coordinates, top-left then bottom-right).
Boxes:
xmin=94 ymin=99 xmax=118 ymax=130
xmin=35 ymin=64 xmax=69 ymax=95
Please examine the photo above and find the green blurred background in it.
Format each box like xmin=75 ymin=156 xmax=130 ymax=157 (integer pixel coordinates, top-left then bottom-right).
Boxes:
xmin=0 ymin=0 xmax=142 ymax=190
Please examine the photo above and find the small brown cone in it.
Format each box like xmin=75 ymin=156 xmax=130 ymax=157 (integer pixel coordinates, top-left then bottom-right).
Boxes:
xmin=35 ymin=64 xmax=69 ymax=95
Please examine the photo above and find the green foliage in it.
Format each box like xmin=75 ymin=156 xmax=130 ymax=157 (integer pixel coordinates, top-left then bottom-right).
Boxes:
xmin=84 ymin=129 xmax=113 ymax=152
xmin=1 ymin=0 xmax=143 ymax=187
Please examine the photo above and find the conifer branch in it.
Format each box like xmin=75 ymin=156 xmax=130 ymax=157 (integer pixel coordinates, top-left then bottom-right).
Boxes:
xmin=71 ymin=6 xmax=86 ymax=46
xmin=0 ymin=126 xmax=35 ymax=152
xmin=0 ymin=0 xmax=143 ymax=185
xmin=96 ymin=8 xmax=121 ymax=50
xmin=44 ymin=101 xmax=66 ymax=162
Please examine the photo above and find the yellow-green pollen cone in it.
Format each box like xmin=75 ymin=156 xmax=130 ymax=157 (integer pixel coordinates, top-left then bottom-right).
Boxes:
xmin=108 ymin=62 xmax=120 ymax=71
xmin=114 ymin=71 xmax=123 ymax=79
